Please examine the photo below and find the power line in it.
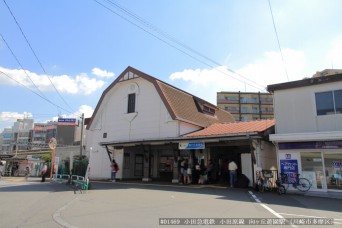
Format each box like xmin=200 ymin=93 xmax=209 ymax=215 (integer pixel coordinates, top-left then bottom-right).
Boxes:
xmin=0 ymin=33 xmax=49 ymax=100
xmin=0 ymin=70 xmax=81 ymax=118
xmin=94 ymin=0 xmax=267 ymax=91
xmin=105 ymin=0 xmax=267 ymax=90
xmin=267 ymin=0 xmax=289 ymax=81
xmin=2 ymin=0 xmax=76 ymax=113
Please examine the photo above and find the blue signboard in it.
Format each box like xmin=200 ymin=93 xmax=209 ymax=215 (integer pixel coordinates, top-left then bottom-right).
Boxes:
xmin=58 ymin=118 xmax=76 ymax=123
xmin=280 ymin=159 xmax=298 ymax=182
xmin=57 ymin=118 xmax=77 ymax=126
xmin=179 ymin=142 xmax=205 ymax=150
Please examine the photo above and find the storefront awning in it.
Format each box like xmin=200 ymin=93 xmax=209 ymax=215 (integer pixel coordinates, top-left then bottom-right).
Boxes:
xmin=270 ymin=131 xmax=342 ymax=142
xmin=99 ymin=133 xmax=260 ymax=147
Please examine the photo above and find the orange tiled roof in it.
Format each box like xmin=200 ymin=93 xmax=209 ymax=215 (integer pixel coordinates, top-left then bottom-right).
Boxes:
xmin=184 ymin=119 xmax=275 ymax=137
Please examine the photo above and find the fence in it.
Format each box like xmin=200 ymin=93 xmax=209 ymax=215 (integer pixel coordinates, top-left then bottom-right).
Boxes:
xmin=52 ymin=174 xmax=88 ymax=191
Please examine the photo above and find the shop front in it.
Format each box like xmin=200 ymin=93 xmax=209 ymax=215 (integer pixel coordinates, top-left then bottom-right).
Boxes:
xmin=277 ymin=141 xmax=342 ymax=192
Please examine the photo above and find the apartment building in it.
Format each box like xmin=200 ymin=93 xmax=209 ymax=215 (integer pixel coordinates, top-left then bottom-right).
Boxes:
xmin=217 ymin=91 xmax=274 ymax=121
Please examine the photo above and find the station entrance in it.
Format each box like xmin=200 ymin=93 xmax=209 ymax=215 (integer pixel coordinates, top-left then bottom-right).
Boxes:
xmin=209 ymin=145 xmax=252 ymax=185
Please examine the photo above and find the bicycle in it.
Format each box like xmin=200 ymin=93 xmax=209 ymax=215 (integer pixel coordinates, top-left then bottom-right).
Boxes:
xmin=279 ymin=173 xmax=311 ymax=192
xmin=256 ymin=170 xmax=274 ymax=192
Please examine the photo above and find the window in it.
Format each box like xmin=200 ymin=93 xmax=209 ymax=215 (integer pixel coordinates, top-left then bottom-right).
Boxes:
xmin=315 ymin=90 xmax=342 ymax=115
xmin=103 ymin=133 xmax=107 ymax=138
xmin=127 ymin=93 xmax=136 ymax=113
xmin=203 ymin=105 xmax=215 ymax=115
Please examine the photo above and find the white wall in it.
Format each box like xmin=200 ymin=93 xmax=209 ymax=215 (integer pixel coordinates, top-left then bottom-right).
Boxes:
xmin=91 ymin=78 xmax=180 ymax=142
xmin=86 ymin=76 xmax=202 ymax=179
xmin=274 ymin=81 xmax=342 ymax=134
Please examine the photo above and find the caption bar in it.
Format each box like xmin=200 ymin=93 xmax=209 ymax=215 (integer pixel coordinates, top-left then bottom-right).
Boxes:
xmin=159 ymin=218 xmax=334 ymax=225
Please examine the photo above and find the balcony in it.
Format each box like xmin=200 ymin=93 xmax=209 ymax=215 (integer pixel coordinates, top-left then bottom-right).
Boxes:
xmin=217 ymin=99 xmax=239 ymax=104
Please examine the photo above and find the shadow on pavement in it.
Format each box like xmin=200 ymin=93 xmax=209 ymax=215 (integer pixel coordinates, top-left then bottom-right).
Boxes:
xmin=1 ymin=177 xmax=341 ymax=214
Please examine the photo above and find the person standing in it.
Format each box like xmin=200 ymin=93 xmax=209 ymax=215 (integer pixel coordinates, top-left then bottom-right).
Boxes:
xmin=40 ymin=163 xmax=47 ymax=182
xmin=111 ymin=159 xmax=119 ymax=182
xmin=228 ymin=160 xmax=238 ymax=187
xmin=183 ymin=159 xmax=189 ymax=184
xmin=207 ymin=160 xmax=214 ymax=184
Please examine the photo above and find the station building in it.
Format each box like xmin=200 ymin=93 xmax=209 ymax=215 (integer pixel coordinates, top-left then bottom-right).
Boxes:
xmin=85 ymin=67 xmax=277 ymax=185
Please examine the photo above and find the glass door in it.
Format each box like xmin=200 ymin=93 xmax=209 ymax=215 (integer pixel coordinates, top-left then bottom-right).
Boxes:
xmin=323 ymin=153 xmax=342 ymax=190
xmin=300 ymin=152 xmax=324 ymax=190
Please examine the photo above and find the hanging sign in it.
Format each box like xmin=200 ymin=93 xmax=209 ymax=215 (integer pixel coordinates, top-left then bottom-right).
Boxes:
xmin=179 ymin=142 xmax=205 ymax=150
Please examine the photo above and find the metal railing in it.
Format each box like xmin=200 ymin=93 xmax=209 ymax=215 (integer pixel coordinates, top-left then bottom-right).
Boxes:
xmin=52 ymin=174 xmax=88 ymax=191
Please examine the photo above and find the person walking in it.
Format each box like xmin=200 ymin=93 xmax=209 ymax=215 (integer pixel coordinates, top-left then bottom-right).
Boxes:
xmin=228 ymin=160 xmax=238 ymax=187
xmin=111 ymin=159 xmax=119 ymax=182
xmin=24 ymin=166 xmax=30 ymax=181
xmin=40 ymin=163 xmax=48 ymax=182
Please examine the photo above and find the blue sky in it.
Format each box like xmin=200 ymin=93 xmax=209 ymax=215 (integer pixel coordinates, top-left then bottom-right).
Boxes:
xmin=1 ymin=0 xmax=342 ymax=132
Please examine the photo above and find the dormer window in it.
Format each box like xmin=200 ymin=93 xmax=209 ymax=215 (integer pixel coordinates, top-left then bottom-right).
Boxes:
xmin=203 ymin=105 xmax=215 ymax=115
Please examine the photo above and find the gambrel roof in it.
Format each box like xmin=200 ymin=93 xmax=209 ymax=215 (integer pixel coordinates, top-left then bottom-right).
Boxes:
xmin=87 ymin=66 xmax=234 ymax=130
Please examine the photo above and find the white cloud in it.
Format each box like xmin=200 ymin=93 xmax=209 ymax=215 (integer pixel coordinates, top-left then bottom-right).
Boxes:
xmin=170 ymin=66 xmax=252 ymax=104
xmin=0 ymin=67 xmax=105 ymax=95
xmin=0 ymin=112 xmax=33 ymax=132
xmin=169 ymin=48 xmax=309 ymax=104
xmin=91 ymin=67 xmax=115 ymax=78
xmin=0 ymin=111 xmax=33 ymax=122
xmin=237 ymin=48 xmax=308 ymax=86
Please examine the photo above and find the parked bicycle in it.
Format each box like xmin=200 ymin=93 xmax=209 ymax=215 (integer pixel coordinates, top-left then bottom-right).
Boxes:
xmin=255 ymin=170 xmax=273 ymax=192
xmin=279 ymin=173 xmax=311 ymax=192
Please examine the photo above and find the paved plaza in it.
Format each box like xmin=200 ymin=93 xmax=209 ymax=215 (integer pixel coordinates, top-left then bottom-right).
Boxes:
xmin=0 ymin=177 xmax=341 ymax=228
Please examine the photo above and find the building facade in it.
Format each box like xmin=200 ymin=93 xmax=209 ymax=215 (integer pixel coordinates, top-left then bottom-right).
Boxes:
xmin=268 ymin=73 xmax=342 ymax=192
xmin=0 ymin=128 xmax=12 ymax=153
xmin=12 ymin=119 xmax=34 ymax=152
xmin=86 ymin=67 xmax=277 ymax=186
xmin=217 ymin=91 xmax=274 ymax=122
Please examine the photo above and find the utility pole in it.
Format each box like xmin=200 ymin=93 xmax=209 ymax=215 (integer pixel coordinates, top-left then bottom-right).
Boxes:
xmin=80 ymin=113 xmax=84 ymax=157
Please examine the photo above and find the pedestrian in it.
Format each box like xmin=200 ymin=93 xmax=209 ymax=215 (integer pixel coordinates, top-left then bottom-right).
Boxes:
xmin=178 ymin=158 xmax=185 ymax=184
xmin=183 ymin=159 xmax=189 ymax=184
xmin=228 ymin=160 xmax=238 ymax=187
xmin=207 ymin=160 xmax=214 ymax=184
xmin=40 ymin=163 xmax=47 ymax=182
xmin=111 ymin=159 xmax=119 ymax=182
xmin=198 ymin=159 xmax=207 ymax=184
xmin=25 ymin=166 xmax=30 ymax=181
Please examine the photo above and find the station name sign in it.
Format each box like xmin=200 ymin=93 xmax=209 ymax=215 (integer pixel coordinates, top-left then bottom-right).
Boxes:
xmin=57 ymin=118 xmax=77 ymax=126
xmin=179 ymin=142 xmax=205 ymax=150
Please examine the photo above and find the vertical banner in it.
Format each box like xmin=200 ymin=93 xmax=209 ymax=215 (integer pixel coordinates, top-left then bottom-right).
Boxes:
xmin=280 ymin=159 xmax=298 ymax=183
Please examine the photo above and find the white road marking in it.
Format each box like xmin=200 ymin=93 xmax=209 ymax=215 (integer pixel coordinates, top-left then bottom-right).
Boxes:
xmin=248 ymin=191 xmax=298 ymax=228
xmin=53 ymin=197 xmax=78 ymax=228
